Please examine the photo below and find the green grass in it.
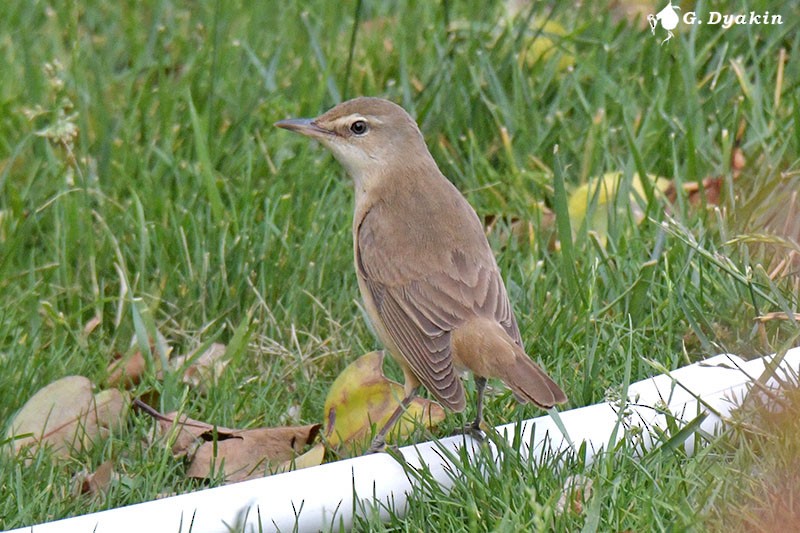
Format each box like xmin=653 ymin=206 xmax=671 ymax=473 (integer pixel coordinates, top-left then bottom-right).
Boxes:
xmin=1 ymin=0 xmax=799 ymax=530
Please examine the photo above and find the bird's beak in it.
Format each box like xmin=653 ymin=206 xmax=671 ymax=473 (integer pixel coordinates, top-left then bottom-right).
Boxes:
xmin=274 ymin=118 xmax=332 ymax=139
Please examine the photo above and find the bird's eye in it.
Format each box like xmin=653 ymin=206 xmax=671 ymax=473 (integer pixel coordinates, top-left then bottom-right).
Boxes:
xmin=349 ymin=120 xmax=368 ymax=135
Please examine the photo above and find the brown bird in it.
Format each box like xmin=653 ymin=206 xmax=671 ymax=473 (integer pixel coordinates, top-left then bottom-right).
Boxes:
xmin=276 ymin=97 xmax=566 ymax=451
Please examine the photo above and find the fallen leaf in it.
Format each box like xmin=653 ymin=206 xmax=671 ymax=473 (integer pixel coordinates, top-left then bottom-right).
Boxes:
xmin=155 ymin=411 xmax=239 ymax=457
xmin=568 ymin=172 xmax=670 ymax=246
xmin=6 ymin=376 xmax=129 ymax=458
xmin=274 ymin=442 xmax=325 ymax=474
xmin=660 ymin=149 xmax=743 ymax=209
xmin=684 ymin=176 xmax=723 ymax=206
xmin=106 ymin=333 xmax=172 ymax=388
xmin=149 ymin=410 xmax=321 ymax=482
xmin=93 ymin=388 xmax=129 ymax=436
xmin=556 ymin=474 xmax=594 ymax=514
xmin=173 ymin=342 xmax=229 ymax=392
xmin=106 ymin=350 xmax=146 ymax=388
xmin=323 ymin=351 xmax=446 ymax=453
xmin=516 ymin=19 xmax=575 ymax=73
xmin=74 ymin=459 xmax=116 ymax=497
xmin=185 ymin=424 xmax=321 ymax=482
xmin=7 ymin=376 xmax=93 ymax=456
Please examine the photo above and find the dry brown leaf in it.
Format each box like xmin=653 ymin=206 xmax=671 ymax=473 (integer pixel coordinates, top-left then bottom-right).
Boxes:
xmin=661 ymin=147 xmax=744 ymax=209
xmin=173 ymin=342 xmax=229 ymax=392
xmin=150 ymin=410 xmax=321 ymax=482
xmin=556 ymin=474 xmax=594 ymax=515
xmin=185 ymin=424 xmax=321 ymax=483
xmin=106 ymin=333 xmax=172 ymax=388
xmin=106 ymin=350 xmax=146 ymax=388
xmin=6 ymin=376 xmax=129 ymax=458
xmin=682 ymin=176 xmax=723 ymax=206
xmin=7 ymin=375 xmax=94 ymax=456
xmin=74 ymin=459 xmax=116 ymax=497
xmin=156 ymin=411 xmax=240 ymax=457
xmin=93 ymin=388 xmax=129 ymax=436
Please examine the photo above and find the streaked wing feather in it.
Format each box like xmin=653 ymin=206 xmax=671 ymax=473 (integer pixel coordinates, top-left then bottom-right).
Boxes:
xmin=356 ymin=203 xmax=522 ymax=408
xmin=366 ymin=279 xmax=463 ymax=408
xmin=405 ymin=265 xmax=522 ymax=347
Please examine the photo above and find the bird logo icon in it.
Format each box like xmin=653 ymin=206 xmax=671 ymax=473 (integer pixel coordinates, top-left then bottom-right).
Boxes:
xmin=648 ymin=1 xmax=681 ymax=45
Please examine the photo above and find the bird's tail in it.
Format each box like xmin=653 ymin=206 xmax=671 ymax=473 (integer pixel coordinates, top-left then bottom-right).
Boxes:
xmin=499 ymin=345 xmax=567 ymax=409
xmin=452 ymin=318 xmax=567 ymax=409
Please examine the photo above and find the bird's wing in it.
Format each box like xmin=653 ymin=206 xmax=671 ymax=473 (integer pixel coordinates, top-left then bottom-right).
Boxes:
xmin=356 ymin=206 xmax=521 ymax=410
xmin=361 ymin=277 xmax=464 ymax=409
xmin=400 ymin=255 xmax=521 ymax=347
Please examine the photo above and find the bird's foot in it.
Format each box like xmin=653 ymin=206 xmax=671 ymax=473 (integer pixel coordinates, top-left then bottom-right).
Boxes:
xmin=365 ymin=438 xmax=402 ymax=459
xmin=451 ymin=423 xmax=486 ymax=442
xmin=365 ymin=436 xmax=386 ymax=454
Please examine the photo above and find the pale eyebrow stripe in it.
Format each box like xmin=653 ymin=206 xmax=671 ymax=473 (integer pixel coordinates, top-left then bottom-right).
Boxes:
xmin=332 ymin=114 xmax=383 ymax=128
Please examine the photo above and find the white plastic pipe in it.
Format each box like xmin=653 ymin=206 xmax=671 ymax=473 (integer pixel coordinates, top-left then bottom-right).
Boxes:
xmin=7 ymin=347 xmax=800 ymax=533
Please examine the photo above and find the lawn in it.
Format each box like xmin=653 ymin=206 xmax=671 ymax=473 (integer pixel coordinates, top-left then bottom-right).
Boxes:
xmin=1 ymin=0 xmax=799 ymax=531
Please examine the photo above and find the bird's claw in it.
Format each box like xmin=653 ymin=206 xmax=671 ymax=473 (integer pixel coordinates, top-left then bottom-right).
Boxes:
xmin=451 ymin=423 xmax=486 ymax=442
xmin=365 ymin=439 xmax=402 ymax=459
xmin=366 ymin=437 xmax=386 ymax=454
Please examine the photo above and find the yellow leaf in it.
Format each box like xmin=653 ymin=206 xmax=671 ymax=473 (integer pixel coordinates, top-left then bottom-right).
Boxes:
xmin=567 ymin=172 xmax=670 ymax=246
xmin=274 ymin=442 xmax=325 ymax=475
xmin=519 ymin=20 xmax=575 ymax=73
xmin=323 ymin=351 xmax=446 ymax=453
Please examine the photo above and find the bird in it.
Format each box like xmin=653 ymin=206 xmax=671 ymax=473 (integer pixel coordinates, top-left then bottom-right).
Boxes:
xmin=275 ymin=97 xmax=566 ymax=452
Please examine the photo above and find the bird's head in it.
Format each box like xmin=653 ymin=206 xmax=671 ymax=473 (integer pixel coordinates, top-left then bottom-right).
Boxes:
xmin=275 ymin=97 xmax=433 ymax=190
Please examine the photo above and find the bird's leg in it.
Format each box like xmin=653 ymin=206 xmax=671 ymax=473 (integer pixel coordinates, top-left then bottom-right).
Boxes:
xmin=471 ymin=376 xmax=487 ymax=431
xmin=366 ymin=386 xmax=421 ymax=454
xmin=462 ymin=376 xmax=487 ymax=441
